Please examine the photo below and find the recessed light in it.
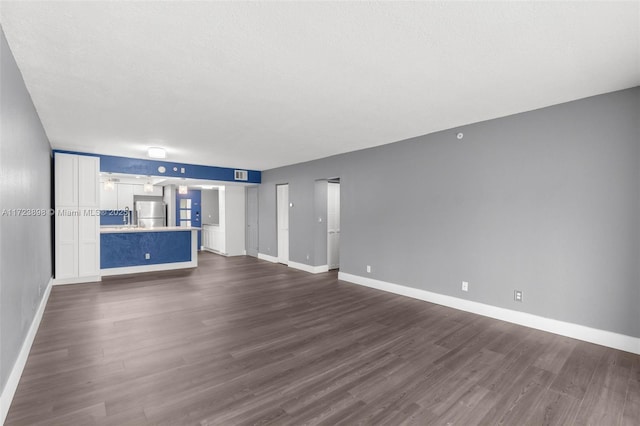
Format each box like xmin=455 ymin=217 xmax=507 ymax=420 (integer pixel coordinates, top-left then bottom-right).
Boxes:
xmin=148 ymin=147 xmax=166 ymax=159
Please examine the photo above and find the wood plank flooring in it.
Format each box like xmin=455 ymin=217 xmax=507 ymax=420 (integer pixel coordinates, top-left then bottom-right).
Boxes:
xmin=6 ymin=252 xmax=640 ymax=425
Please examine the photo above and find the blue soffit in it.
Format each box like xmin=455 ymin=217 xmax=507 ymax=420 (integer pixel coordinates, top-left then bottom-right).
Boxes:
xmin=53 ymin=150 xmax=261 ymax=184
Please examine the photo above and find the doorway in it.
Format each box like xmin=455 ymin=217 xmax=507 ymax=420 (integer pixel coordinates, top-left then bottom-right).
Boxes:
xmin=276 ymin=184 xmax=289 ymax=264
xmin=176 ymin=188 xmax=202 ymax=250
xmin=246 ymin=186 xmax=258 ymax=257
xmin=327 ymin=179 xmax=340 ymax=270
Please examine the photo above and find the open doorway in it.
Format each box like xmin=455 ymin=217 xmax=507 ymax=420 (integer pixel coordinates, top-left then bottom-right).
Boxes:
xmin=327 ymin=179 xmax=340 ymax=270
xmin=276 ymin=184 xmax=289 ymax=265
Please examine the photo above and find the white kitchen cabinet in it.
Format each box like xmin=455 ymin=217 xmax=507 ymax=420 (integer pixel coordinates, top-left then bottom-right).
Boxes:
xmin=201 ymin=187 xmax=244 ymax=256
xmin=133 ymin=184 xmax=162 ymax=196
xmin=55 ymin=153 xmax=100 ymax=283
xmin=55 ymin=153 xmax=78 ymax=206
xmin=54 ymin=213 xmax=78 ymax=279
xmin=79 ymin=157 xmax=100 ymax=206
xmin=117 ymin=183 xmax=134 ymax=211
xmin=202 ymin=225 xmax=226 ymax=254
xmin=99 ymin=182 xmax=118 ymax=210
xmin=101 ymin=183 xmax=162 ymax=211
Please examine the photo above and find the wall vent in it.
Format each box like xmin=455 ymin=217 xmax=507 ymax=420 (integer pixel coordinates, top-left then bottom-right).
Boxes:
xmin=234 ymin=170 xmax=248 ymax=181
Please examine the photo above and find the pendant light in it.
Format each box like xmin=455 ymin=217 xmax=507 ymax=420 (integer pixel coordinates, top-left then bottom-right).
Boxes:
xmin=143 ymin=177 xmax=153 ymax=193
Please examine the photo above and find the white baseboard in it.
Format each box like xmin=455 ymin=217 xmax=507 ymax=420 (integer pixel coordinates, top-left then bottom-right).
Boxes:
xmin=313 ymin=265 xmax=330 ymax=274
xmin=338 ymin=272 xmax=640 ymax=355
xmin=101 ymin=260 xmax=196 ymax=276
xmin=202 ymin=247 xmax=229 ymax=256
xmin=53 ymin=275 xmax=101 ymax=285
xmin=1 ymin=277 xmax=53 ymax=424
xmin=258 ymin=253 xmax=278 ymax=263
xmin=288 ymin=261 xmax=329 ymax=274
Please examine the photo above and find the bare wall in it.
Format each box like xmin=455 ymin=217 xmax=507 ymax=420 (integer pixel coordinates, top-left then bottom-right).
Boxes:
xmin=259 ymin=87 xmax=640 ymax=338
xmin=0 ymin=28 xmax=52 ymax=393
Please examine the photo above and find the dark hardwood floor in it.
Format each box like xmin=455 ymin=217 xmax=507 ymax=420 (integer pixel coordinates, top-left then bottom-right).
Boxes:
xmin=6 ymin=252 xmax=640 ymax=425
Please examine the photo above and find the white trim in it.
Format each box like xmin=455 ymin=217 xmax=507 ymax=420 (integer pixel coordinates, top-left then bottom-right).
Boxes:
xmin=101 ymin=260 xmax=196 ymax=276
xmin=258 ymin=253 xmax=278 ymax=263
xmin=288 ymin=261 xmax=329 ymax=274
xmin=53 ymin=275 xmax=101 ymax=285
xmin=202 ymin=247 xmax=226 ymax=256
xmin=1 ymin=277 xmax=53 ymax=424
xmin=338 ymin=272 xmax=640 ymax=355
xmin=314 ymin=265 xmax=330 ymax=274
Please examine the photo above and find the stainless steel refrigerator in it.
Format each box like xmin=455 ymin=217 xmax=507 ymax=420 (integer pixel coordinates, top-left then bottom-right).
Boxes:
xmin=134 ymin=200 xmax=166 ymax=228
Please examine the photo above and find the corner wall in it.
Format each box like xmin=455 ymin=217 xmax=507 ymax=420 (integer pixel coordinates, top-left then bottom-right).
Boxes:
xmin=0 ymin=27 xmax=53 ymax=399
xmin=259 ymin=87 xmax=640 ymax=339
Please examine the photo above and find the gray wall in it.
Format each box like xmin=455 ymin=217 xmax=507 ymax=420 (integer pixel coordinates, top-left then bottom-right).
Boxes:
xmin=201 ymin=188 xmax=219 ymax=225
xmin=0 ymin=28 xmax=53 ymax=394
xmin=259 ymin=87 xmax=640 ymax=338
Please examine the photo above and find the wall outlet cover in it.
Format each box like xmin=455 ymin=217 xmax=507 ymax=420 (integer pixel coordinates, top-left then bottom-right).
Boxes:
xmin=462 ymin=281 xmax=469 ymax=292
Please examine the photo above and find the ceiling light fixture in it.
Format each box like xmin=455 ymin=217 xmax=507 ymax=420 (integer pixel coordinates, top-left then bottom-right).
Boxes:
xmin=143 ymin=177 xmax=154 ymax=193
xmin=147 ymin=147 xmax=166 ymax=159
xmin=104 ymin=174 xmax=115 ymax=191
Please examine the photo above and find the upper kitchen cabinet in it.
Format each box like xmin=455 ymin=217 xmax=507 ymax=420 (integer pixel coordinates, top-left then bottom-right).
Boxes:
xmin=55 ymin=153 xmax=99 ymax=207
xmin=100 ymin=183 xmax=164 ymax=211
xmin=100 ymin=183 xmax=118 ymax=210
xmin=78 ymin=157 xmax=100 ymax=206
xmin=117 ymin=183 xmax=134 ymax=211
xmin=54 ymin=153 xmax=78 ymax=206
xmin=133 ymin=184 xmax=162 ymax=197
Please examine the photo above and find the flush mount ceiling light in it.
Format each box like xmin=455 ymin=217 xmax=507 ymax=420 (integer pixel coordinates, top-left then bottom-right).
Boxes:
xmin=147 ymin=147 xmax=166 ymax=159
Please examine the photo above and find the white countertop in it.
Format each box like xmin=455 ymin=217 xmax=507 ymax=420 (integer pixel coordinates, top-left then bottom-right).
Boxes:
xmin=100 ymin=226 xmax=200 ymax=233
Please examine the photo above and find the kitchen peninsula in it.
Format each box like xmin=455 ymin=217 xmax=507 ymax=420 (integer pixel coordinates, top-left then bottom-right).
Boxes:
xmin=100 ymin=226 xmax=200 ymax=276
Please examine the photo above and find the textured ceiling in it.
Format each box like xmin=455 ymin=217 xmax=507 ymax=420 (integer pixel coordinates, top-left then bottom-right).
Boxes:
xmin=1 ymin=1 xmax=638 ymax=171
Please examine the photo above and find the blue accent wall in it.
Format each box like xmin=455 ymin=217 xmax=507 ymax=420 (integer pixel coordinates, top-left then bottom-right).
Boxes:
xmin=101 ymin=231 xmax=192 ymax=269
xmin=100 ymin=210 xmax=129 ymax=226
xmin=52 ymin=150 xmax=261 ymax=183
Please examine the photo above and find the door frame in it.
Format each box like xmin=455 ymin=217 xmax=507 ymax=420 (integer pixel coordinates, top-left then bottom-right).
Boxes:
xmin=327 ymin=178 xmax=340 ymax=270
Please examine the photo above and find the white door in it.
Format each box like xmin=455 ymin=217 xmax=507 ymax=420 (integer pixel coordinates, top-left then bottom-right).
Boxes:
xmin=276 ymin=184 xmax=289 ymax=264
xmin=78 ymin=155 xmax=100 ymax=276
xmin=327 ymin=181 xmax=340 ymax=270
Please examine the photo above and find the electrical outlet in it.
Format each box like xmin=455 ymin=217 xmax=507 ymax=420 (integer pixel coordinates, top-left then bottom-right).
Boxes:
xmin=462 ymin=281 xmax=469 ymax=292
xmin=145 ymin=253 xmax=151 ymax=260
xmin=366 ymin=265 xmax=371 ymax=273
xmin=514 ymin=290 xmax=523 ymax=302
xmin=306 ymin=254 xmax=310 ymax=260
